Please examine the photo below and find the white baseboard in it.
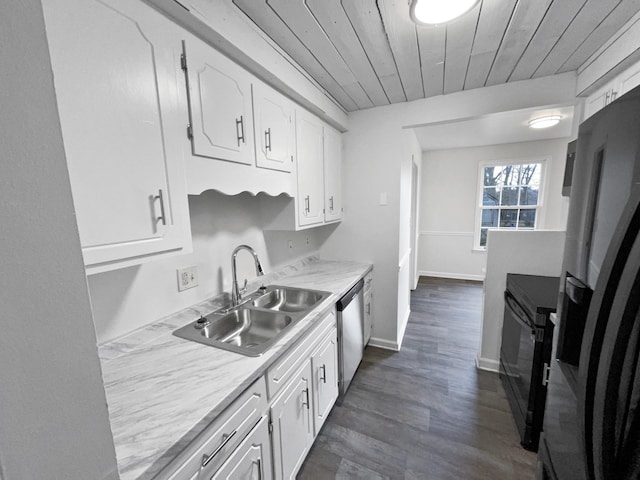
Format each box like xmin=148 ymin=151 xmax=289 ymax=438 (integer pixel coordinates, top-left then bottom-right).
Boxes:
xmin=419 ymin=270 xmax=485 ymax=282
xmin=475 ymin=355 xmax=499 ymax=372
xmin=367 ymin=336 xmax=400 ymax=351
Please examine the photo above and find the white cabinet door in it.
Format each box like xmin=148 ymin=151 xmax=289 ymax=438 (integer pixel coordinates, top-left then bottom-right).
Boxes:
xmin=618 ymin=63 xmax=640 ymax=98
xmin=311 ymin=328 xmax=339 ymax=434
xmin=183 ymin=38 xmax=254 ymax=166
xmin=209 ymin=416 xmax=272 ymax=480
xmin=295 ymin=110 xmax=325 ymax=227
xmin=323 ymin=126 xmax=343 ymax=223
xmin=43 ymin=0 xmax=190 ymax=272
xmin=270 ymin=360 xmax=314 ymax=479
xmin=364 ymin=290 xmax=373 ymax=346
xmin=253 ymin=83 xmax=294 ymax=172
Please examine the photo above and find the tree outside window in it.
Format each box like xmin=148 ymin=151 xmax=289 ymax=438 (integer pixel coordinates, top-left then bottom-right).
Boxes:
xmin=478 ymin=162 xmax=542 ymax=247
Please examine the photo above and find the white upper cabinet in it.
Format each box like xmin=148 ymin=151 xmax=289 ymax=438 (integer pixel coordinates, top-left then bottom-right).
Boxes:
xmin=253 ymin=83 xmax=295 ymax=172
xmin=262 ymin=108 xmax=344 ymax=231
xmin=583 ymin=61 xmax=640 ymax=121
xmin=295 ymin=110 xmax=326 ymax=227
xmin=323 ymin=126 xmax=343 ymax=223
xmin=183 ymin=38 xmax=255 ymax=166
xmin=43 ymin=0 xmax=191 ymax=274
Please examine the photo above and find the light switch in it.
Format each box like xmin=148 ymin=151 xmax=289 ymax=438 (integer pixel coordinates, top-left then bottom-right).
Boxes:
xmin=379 ymin=192 xmax=388 ymax=206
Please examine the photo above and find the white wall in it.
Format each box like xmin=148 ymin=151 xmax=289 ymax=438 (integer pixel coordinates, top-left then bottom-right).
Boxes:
xmin=0 ymin=1 xmax=118 ymax=477
xmin=397 ymin=132 xmax=421 ymax=346
xmin=89 ymin=191 xmax=326 ymax=343
xmin=477 ymin=230 xmax=566 ymax=371
xmin=320 ymin=73 xmax=578 ymax=349
xmin=418 ymin=138 xmax=571 ymax=280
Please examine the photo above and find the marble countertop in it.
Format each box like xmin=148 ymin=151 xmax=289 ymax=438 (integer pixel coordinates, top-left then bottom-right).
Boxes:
xmin=98 ymin=257 xmax=372 ymax=479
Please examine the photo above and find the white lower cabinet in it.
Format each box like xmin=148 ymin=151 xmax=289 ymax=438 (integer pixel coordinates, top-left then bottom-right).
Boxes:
xmin=162 ymin=378 xmax=268 ymax=480
xmin=270 ymin=360 xmax=315 ymax=479
xmin=311 ymin=329 xmax=339 ymax=434
xmin=209 ymin=416 xmax=272 ymax=480
xmin=163 ymin=308 xmax=341 ymax=480
xmin=268 ymin=309 xmax=338 ymax=478
xmin=363 ymin=271 xmax=374 ymax=345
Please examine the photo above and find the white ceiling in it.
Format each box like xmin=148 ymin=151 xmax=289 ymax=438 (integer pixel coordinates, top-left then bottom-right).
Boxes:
xmin=412 ymin=104 xmax=575 ymax=150
xmin=231 ymin=0 xmax=640 ymax=112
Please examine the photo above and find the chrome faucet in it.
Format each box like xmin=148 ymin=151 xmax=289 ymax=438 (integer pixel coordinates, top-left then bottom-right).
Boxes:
xmin=231 ymin=245 xmax=265 ymax=307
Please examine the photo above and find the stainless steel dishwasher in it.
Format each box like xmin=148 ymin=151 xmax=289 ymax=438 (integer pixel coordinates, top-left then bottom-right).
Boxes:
xmin=337 ymin=279 xmax=365 ymax=398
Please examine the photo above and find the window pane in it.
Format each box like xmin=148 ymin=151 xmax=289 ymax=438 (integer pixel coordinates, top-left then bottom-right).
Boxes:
xmin=480 ymin=228 xmax=488 ymax=247
xmin=520 ymin=185 xmax=539 ymax=205
xmin=484 ymin=166 xmax=503 ymax=187
xmin=501 ymin=187 xmax=518 ymax=206
xmin=520 ymin=164 xmax=540 ymax=187
xmin=503 ymin=165 xmax=520 ymax=186
xmin=483 ymin=187 xmax=500 ymax=206
xmin=519 ymin=209 xmax=536 ymax=228
xmin=482 ymin=209 xmax=499 ymax=227
xmin=500 ymin=209 xmax=518 ymax=227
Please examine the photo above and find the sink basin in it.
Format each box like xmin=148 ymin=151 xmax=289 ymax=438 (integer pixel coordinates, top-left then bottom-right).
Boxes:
xmin=173 ymin=286 xmax=331 ymax=356
xmin=173 ymin=308 xmax=294 ymax=356
xmin=201 ymin=309 xmax=292 ymax=345
xmin=252 ymin=286 xmax=329 ymax=312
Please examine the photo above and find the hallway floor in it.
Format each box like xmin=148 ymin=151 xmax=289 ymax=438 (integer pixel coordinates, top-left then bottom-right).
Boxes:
xmin=298 ymin=276 xmax=537 ymax=479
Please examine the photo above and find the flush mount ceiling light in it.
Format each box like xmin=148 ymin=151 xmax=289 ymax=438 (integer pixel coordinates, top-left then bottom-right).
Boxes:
xmin=410 ymin=0 xmax=481 ymax=25
xmin=528 ymin=115 xmax=562 ymax=129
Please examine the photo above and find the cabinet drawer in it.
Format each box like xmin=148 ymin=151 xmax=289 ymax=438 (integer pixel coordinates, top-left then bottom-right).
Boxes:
xmin=161 ymin=376 xmax=268 ymax=480
xmin=206 ymin=415 xmax=272 ymax=480
xmin=267 ymin=309 xmax=336 ymax=399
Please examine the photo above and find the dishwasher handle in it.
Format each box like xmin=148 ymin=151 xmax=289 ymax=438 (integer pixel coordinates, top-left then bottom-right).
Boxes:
xmin=337 ymin=279 xmax=364 ymax=311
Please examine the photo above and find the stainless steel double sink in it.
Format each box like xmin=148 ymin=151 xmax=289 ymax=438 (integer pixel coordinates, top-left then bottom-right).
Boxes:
xmin=173 ymin=285 xmax=331 ymax=356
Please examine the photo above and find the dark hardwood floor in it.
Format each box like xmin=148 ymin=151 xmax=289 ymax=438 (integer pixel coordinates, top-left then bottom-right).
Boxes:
xmin=298 ymin=276 xmax=537 ymax=479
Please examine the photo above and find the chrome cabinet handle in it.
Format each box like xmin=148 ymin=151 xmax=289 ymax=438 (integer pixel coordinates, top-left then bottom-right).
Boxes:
xmin=201 ymin=430 xmax=237 ymax=468
xmin=320 ymin=364 xmax=326 ymax=384
xmin=304 ymin=195 xmax=310 ymax=214
xmin=329 ymin=196 xmax=334 ymax=211
xmin=302 ymin=387 xmax=310 ymax=409
xmin=265 ymin=128 xmax=271 ymax=152
xmin=541 ymin=362 xmax=551 ymax=387
xmin=236 ymin=115 xmax=245 ymax=145
xmin=155 ymin=189 xmax=167 ymax=225
xmin=256 ymin=458 xmax=262 ymax=480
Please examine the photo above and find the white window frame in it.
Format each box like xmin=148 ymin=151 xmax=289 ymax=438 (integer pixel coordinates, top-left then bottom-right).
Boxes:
xmin=473 ymin=157 xmax=548 ymax=250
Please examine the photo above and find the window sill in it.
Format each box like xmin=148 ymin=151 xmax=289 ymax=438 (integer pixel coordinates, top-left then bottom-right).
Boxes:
xmin=472 ymin=247 xmax=487 ymax=253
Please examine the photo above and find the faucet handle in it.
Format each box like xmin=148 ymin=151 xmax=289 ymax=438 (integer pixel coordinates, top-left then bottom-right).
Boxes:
xmin=240 ymin=279 xmax=248 ymax=295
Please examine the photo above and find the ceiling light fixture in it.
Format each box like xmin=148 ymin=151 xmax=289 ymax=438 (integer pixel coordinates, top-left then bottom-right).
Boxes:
xmin=410 ymin=0 xmax=481 ymax=25
xmin=528 ymin=115 xmax=562 ymax=129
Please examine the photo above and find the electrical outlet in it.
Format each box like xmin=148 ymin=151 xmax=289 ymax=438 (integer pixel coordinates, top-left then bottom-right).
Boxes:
xmin=177 ymin=266 xmax=198 ymax=292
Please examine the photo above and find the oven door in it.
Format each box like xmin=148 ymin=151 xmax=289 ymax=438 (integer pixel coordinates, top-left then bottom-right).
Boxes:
xmin=500 ymin=289 xmax=548 ymax=449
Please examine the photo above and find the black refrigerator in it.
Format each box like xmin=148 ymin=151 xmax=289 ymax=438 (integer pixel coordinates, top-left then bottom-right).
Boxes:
xmin=537 ymin=84 xmax=640 ymax=479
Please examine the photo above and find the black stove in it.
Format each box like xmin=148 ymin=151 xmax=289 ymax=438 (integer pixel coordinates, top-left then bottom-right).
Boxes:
xmin=500 ymin=273 xmax=560 ymax=451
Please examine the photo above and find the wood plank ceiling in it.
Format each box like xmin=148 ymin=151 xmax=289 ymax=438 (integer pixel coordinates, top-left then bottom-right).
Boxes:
xmin=232 ymin=0 xmax=640 ymax=112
